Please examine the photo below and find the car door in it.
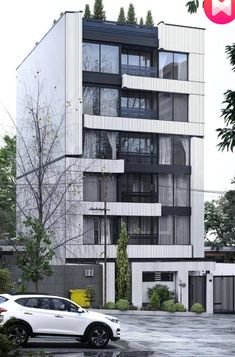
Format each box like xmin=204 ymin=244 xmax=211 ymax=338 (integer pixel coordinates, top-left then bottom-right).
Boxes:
xmin=47 ymin=298 xmax=89 ymax=335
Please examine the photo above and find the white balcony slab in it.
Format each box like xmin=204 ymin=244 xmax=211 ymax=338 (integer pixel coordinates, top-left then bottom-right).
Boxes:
xmin=84 ymin=114 xmax=204 ymax=137
xmin=78 ymin=201 xmax=161 ymax=216
xmin=122 ymin=74 xmax=204 ymax=95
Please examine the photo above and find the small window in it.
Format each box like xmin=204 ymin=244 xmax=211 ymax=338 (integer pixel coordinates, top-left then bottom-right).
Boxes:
xmin=143 ymin=271 xmax=174 ymax=282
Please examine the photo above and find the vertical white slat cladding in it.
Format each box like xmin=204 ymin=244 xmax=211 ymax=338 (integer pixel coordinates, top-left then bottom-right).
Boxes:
xmin=122 ymin=74 xmax=204 ymax=95
xmin=84 ymin=114 xmax=204 ymax=136
xmin=189 ymin=53 xmax=204 ymax=82
xmin=158 ymin=22 xmax=204 ymax=54
xmin=189 ymin=95 xmax=204 ymax=124
xmin=66 ymin=245 xmax=192 ymax=259
xmin=191 ymin=137 xmax=204 ymax=258
xmin=66 ymin=12 xmax=83 ymax=155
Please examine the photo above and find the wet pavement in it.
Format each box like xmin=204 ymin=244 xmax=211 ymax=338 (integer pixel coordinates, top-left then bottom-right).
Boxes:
xmin=21 ymin=313 xmax=235 ymax=356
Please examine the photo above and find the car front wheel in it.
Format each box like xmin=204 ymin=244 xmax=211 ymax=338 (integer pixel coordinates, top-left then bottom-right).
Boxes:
xmin=88 ymin=325 xmax=110 ymax=348
xmin=7 ymin=323 xmax=29 ymax=346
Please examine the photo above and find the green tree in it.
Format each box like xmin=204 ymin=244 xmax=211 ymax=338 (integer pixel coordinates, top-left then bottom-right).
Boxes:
xmin=19 ymin=217 xmax=54 ymax=292
xmin=93 ymin=0 xmax=106 ymax=20
xmin=117 ymin=7 xmax=126 ymax=24
xmin=145 ymin=10 xmax=154 ymax=26
xmin=84 ymin=4 xmax=92 ymax=19
xmin=139 ymin=17 xmax=144 ymax=26
xmin=0 ymin=269 xmax=12 ymax=293
xmin=127 ymin=3 xmax=137 ymax=24
xmin=116 ymin=222 xmax=130 ymax=301
xmin=217 ymin=44 xmax=235 ymax=152
xmin=0 ymin=135 xmax=16 ymax=239
xmin=185 ymin=0 xmax=201 ymax=14
xmin=205 ymin=190 xmax=235 ymax=247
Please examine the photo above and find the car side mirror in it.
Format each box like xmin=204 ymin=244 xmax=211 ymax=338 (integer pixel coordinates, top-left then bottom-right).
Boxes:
xmin=77 ymin=307 xmax=85 ymax=313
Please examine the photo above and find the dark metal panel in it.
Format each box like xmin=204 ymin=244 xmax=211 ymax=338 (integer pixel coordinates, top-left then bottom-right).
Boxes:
xmin=83 ymin=29 xmax=158 ymax=47
xmin=189 ymin=275 xmax=206 ymax=311
xmin=83 ymin=71 xmax=122 ymax=86
xmin=125 ymin=163 xmax=191 ymax=174
xmin=162 ymin=207 xmax=191 ymax=216
xmin=214 ymin=276 xmax=235 ymax=314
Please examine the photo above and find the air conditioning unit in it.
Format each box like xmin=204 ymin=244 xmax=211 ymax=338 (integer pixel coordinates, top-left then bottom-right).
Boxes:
xmin=84 ymin=269 xmax=94 ymax=277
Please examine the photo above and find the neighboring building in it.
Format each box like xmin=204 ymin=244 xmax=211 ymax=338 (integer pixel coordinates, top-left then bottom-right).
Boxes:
xmin=16 ymin=12 xmax=216 ymax=311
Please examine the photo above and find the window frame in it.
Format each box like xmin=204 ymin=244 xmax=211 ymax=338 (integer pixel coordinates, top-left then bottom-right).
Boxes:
xmin=158 ymin=50 xmax=188 ymax=81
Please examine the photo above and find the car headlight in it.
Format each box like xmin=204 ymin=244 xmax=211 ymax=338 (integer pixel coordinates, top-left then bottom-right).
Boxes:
xmin=105 ymin=316 xmax=119 ymax=324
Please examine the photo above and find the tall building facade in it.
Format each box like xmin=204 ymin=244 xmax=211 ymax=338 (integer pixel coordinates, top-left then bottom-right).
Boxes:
xmin=17 ymin=12 xmax=215 ymax=310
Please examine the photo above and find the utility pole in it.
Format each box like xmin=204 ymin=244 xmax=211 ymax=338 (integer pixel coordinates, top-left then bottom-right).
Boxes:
xmin=89 ymin=175 xmax=109 ymax=306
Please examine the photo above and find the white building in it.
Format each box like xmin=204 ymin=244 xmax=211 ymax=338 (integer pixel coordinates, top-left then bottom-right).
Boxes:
xmin=16 ymin=12 xmax=216 ymax=311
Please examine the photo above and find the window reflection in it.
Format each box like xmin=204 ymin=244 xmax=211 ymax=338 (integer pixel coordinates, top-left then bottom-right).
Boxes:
xmin=83 ymin=42 xmax=119 ymax=74
xmin=159 ymin=51 xmax=188 ymax=80
xmin=83 ymin=87 xmax=118 ymax=117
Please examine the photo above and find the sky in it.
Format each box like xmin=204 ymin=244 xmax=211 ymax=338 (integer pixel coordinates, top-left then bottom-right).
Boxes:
xmin=0 ymin=0 xmax=234 ymax=201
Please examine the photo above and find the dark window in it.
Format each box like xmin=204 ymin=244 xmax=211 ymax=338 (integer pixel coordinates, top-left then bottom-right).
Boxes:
xmin=83 ymin=87 xmax=99 ymax=115
xmin=143 ymin=271 xmax=174 ymax=282
xmin=38 ymin=298 xmax=52 ymax=310
xmin=83 ymin=216 xmax=115 ymax=245
xmin=83 ymin=42 xmax=119 ymax=74
xmin=159 ymin=93 xmax=188 ymax=122
xmin=121 ymin=90 xmax=155 ymax=119
xmin=119 ymin=174 xmax=157 ymax=203
xmin=119 ymin=133 xmax=157 ymax=164
xmin=159 ymin=51 xmax=188 ymax=80
xmin=123 ymin=216 xmax=158 ymax=244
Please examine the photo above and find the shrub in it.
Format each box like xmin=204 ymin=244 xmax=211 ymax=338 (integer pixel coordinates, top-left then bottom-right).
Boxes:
xmin=105 ymin=301 xmax=116 ymax=309
xmin=149 ymin=290 xmax=160 ymax=310
xmin=115 ymin=299 xmax=129 ymax=311
xmin=162 ymin=300 xmax=176 ymax=312
xmin=190 ymin=303 xmax=204 ymax=313
xmin=175 ymin=302 xmax=186 ymax=312
xmin=148 ymin=284 xmax=173 ymax=306
xmin=0 ymin=269 xmax=12 ymax=293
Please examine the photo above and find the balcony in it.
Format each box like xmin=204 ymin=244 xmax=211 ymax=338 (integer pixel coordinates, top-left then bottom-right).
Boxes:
xmin=120 ymin=192 xmax=158 ymax=203
xmin=121 ymin=64 xmax=158 ymax=78
xmin=120 ymin=107 xmax=157 ymax=120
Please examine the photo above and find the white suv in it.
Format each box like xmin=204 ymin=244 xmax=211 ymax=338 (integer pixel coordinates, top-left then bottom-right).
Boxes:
xmin=0 ymin=294 xmax=120 ymax=348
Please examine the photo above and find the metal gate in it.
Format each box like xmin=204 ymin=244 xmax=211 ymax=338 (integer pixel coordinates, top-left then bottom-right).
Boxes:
xmin=189 ymin=276 xmax=206 ymax=311
xmin=214 ymin=276 xmax=235 ymax=313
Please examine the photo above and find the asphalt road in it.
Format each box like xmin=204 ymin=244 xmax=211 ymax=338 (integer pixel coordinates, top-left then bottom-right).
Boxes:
xmin=20 ymin=313 xmax=235 ymax=356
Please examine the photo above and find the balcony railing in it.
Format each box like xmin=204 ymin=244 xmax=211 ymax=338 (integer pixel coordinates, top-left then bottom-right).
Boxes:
xmin=128 ymin=234 xmax=158 ymax=245
xmin=120 ymin=107 xmax=157 ymax=119
xmin=121 ymin=64 xmax=158 ymax=78
xmin=120 ymin=192 xmax=158 ymax=203
xmin=119 ymin=152 xmax=158 ymax=164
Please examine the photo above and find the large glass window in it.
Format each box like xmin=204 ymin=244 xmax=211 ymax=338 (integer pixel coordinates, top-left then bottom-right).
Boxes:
xmin=174 ymin=175 xmax=190 ymax=207
xmin=83 ymin=87 xmax=119 ymax=117
xmin=159 ymin=174 xmax=190 ymax=207
xmin=83 ymin=42 xmax=119 ymax=74
xmin=100 ymin=45 xmax=119 ymax=74
xmin=118 ymin=174 xmax=157 ymax=203
xmin=159 ymin=216 xmax=173 ymax=245
xmin=159 ymin=135 xmax=190 ymax=166
xmin=175 ymin=216 xmax=190 ymax=244
xmin=159 ymin=93 xmax=188 ymax=122
xmin=121 ymin=90 xmax=155 ymax=119
xmin=83 ymin=216 xmax=114 ymax=244
xmin=83 ymin=174 xmax=117 ymax=202
xmin=83 ymin=43 xmax=99 ymax=72
xmin=121 ymin=47 xmax=157 ymax=77
xmin=159 ymin=174 xmax=173 ymax=206
xmin=83 ymin=130 xmax=118 ymax=159
xmin=159 ymin=51 xmax=188 ymax=80
xmin=119 ymin=133 xmax=157 ymax=164
xmin=123 ymin=216 xmax=158 ymax=244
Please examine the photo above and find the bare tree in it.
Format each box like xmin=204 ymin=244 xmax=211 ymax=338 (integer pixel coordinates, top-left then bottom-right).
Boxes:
xmin=16 ymin=74 xmax=91 ymax=290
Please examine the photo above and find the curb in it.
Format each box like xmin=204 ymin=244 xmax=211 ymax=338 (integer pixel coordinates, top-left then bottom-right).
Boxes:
xmin=90 ymin=309 xmax=211 ymax=317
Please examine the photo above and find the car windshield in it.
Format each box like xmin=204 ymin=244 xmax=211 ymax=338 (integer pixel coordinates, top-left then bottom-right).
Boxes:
xmin=0 ymin=296 xmax=8 ymax=304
